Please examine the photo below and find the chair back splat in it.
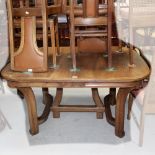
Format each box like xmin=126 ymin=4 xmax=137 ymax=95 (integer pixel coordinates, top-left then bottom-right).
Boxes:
xmin=83 ymin=0 xmax=99 ymax=17
xmin=7 ymin=0 xmax=48 ymax=72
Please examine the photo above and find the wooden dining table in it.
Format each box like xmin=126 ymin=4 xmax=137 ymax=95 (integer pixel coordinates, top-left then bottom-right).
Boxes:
xmin=1 ymin=49 xmax=150 ymax=138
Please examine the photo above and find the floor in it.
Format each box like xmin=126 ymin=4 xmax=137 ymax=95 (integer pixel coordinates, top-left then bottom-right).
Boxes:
xmin=0 ymin=81 xmax=155 ymax=155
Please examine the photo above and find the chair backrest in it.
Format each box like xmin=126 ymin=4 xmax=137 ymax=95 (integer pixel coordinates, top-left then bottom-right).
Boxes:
xmin=62 ymin=0 xmax=108 ymax=16
xmin=129 ymin=0 xmax=155 ymax=27
xmin=69 ymin=0 xmax=113 ymax=69
xmin=35 ymin=0 xmax=61 ymax=13
xmin=70 ymin=0 xmax=112 ymax=28
xmin=7 ymin=0 xmax=48 ymax=72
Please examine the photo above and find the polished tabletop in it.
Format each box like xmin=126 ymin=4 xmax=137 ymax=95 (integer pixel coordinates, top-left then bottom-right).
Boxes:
xmin=2 ymin=50 xmax=150 ymax=88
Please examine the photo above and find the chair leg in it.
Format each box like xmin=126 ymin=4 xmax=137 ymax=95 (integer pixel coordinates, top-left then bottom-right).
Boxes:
xmin=70 ymin=0 xmax=78 ymax=72
xmin=52 ymin=88 xmax=63 ymax=118
xmin=127 ymin=93 xmax=134 ymax=120
xmin=139 ymin=111 xmax=145 ymax=146
xmin=55 ymin=17 xmax=60 ymax=56
xmin=128 ymin=26 xmax=135 ymax=67
xmin=118 ymin=39 xmax=122 ymax=52
xmin=91 ymin=88 xmax=104 ymax=119
xmin=50 ymin=20 xmax=57 ymax=68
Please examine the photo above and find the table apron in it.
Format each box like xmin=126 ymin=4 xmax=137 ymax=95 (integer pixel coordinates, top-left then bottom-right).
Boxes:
xmin=7 ymin=80 xmax=143 ymax=88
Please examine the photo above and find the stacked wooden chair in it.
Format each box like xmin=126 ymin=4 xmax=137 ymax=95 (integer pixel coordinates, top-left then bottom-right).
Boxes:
xmin=7 ymin=0 xmax=48 ymax=72
xmin=7 ymin=0 xmax=61 ymax=72
xmin=50 ymin=0 xmax=114 ymax=120
xmin=38 ymin=0 xmax=61 ymax=68
xmin=68 ymin=0 xmax=113 ymax=72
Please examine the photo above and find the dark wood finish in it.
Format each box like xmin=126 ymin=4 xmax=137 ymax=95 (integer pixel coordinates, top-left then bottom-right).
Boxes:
xmin=104 ymin=87 xmax=131 ymax=137
xmin=103 ymin=87 xmax=116 ymax=126
xmin=1 ymin=50 xmax=150 ymax=136
xmin=104 ymin=93 xmax=115 ymax=126
xmin=109 ymin=88 xmax=116 ymax=105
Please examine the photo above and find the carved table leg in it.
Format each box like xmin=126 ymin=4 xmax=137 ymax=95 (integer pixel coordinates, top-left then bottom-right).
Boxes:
xmin=51 ymin=88 xmax=63 ymax=118
xmin=104 ymin=88 xmax=116 ymax=126
xmin=42 ymin=88 xmax=50 ymax=104
xmin=18 ymin=87 xmax=39 ymax=135
xmin=115 ymin=88 xmax=131 ymax=137
xmin=18 ymin=87 xmax=53 ymax=135
xmin=92 ymin=88 xmax=105 ymax=119
xmin=104 ymin=87 xmax=131 ymax=138
xmin=109 ymin=88 xmax=116 ymax=105
xmin=104 ymin=94 xmax=115 ymax=126
xmin=38 ymin=88 xmax=53 ymax=124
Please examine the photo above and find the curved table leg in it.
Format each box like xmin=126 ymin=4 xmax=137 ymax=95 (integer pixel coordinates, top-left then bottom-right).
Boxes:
xmin=104 ymin=94 xmax=115 ymax=126
xmin=18 ymin=87 xmax=39 ymax=135
xmin=103 ymin=88 xmax=116 ymax=125
xmin=42 ymin=88 xmax=49 ymax=104
xmin=109 ymin=88 xmax=116 ymax=105
xmin=38 ymin=88 xmax=53 ymax=124
xmin=92 ymin=88 xmax=105 ymax=119
xmin=18 ymin=87 xmax=53 ymax=135
xmin=115 ymin=88 xmax=131 ymax=137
